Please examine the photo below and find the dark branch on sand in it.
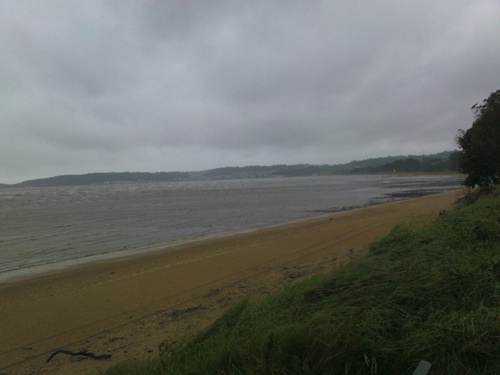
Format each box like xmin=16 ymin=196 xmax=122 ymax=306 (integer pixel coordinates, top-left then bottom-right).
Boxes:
xmin=45 ymin=349 xmax=111 ymax=363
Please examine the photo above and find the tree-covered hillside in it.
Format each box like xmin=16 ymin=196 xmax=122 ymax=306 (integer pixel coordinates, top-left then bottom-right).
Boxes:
xmin=2 ymin=151 xmax=460 ymax=187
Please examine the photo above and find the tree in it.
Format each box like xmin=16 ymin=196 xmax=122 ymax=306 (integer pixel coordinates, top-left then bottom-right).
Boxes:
xmin=456 ymin=90 xmax=500 ymax=188
xmin=445 ymin=151 xmax=462 ymax=172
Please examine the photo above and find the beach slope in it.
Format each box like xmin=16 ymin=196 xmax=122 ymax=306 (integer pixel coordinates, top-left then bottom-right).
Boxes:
xmin=0 ymin=190 xmax=460 ymax=375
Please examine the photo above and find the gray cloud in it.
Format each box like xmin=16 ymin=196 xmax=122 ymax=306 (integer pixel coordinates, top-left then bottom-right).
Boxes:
xmin=1 ymin=0 xmax=499 ymax=183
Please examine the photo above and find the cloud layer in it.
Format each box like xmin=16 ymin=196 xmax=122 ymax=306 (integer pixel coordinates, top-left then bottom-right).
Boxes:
xmin=1 ymin=0 xmax=499 ymax=183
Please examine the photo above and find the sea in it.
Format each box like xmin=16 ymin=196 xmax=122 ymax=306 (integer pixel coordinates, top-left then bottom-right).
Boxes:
xmin=0 ymin=174 xmax=463 ymax=282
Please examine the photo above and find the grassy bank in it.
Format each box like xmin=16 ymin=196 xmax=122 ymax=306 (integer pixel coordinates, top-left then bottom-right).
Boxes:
xmin=100 ymin=189 xmax=499 ymax=375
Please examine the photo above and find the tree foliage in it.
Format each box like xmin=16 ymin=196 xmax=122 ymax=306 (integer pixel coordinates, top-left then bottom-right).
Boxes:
xmin=456 ymin=90 xmax=500 ymax=188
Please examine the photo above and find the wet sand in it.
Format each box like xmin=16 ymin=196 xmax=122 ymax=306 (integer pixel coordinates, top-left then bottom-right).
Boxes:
xmin=0 ymin=190 xmax=461 ymax=375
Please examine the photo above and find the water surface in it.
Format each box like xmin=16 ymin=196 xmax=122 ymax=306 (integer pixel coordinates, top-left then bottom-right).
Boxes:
xmin=0 ymin=175 xmax=462 ymax=281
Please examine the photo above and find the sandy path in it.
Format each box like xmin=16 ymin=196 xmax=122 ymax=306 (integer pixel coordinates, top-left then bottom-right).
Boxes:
xmin=0 ymin=190 xmax=461 ymax=375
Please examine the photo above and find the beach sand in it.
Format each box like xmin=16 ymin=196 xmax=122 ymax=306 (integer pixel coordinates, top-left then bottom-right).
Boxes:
xmin=0 ymin=190 xmax=461 ymax=375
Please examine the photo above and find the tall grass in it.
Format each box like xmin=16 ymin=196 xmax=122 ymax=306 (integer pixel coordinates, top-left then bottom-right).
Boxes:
xmin=101 ymin=188 xmax=499 ymax=375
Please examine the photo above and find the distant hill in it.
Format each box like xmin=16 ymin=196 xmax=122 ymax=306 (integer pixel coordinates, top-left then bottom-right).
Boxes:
xmin=10 ymin=172 xmax=190 ymax=188
xmin=2 ymin=151 xmax=461 ymax=188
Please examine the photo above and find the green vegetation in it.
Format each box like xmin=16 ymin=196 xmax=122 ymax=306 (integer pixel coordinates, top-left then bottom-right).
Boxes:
xmin=456 ymin=89 xmax=500 ymax=188
xmin=2 ymin=151 xmax=459 ymax=187
xmin=100 ymin=188 xmax=500 ymax=375
xmin=342 ymin=152 xmax=460 ymax=175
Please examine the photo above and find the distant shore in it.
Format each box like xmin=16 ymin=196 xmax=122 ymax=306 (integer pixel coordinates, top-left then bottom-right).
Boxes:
xmin=0 ymin=190 xmax=461 ymax=375
xmin=1 ymin=151 xmax=459 ymax=187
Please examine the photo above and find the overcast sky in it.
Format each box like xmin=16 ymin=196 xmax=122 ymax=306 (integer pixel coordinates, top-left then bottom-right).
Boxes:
xmin=1 ymin=1 xmax=499 ymax=183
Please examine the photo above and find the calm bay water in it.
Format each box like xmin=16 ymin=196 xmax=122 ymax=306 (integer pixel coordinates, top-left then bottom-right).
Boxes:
xmin=0 ymin=175 xmax=462 ymax=282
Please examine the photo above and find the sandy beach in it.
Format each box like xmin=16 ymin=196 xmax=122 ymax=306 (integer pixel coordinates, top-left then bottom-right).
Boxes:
xmin=0 ymin=190 xmax=461 ymax=375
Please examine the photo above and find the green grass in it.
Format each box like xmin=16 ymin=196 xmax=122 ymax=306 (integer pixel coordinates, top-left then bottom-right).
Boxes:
xmin=100 ymin=188 xmax=500 ymax=375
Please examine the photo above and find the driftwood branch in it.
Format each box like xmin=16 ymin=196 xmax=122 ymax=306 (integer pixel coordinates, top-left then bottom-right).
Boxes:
xmin=45 ymin=349 xmax=111 ymax=363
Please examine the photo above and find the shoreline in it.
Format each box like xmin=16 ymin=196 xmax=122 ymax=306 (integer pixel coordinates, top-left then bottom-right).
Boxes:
xmin=0 ymin=209 xmax=345 ymax=285
xmin=0 ymin=190 xmax=462 ymax=375
xmin=0 ymin=188 xmax=458 ymax=285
